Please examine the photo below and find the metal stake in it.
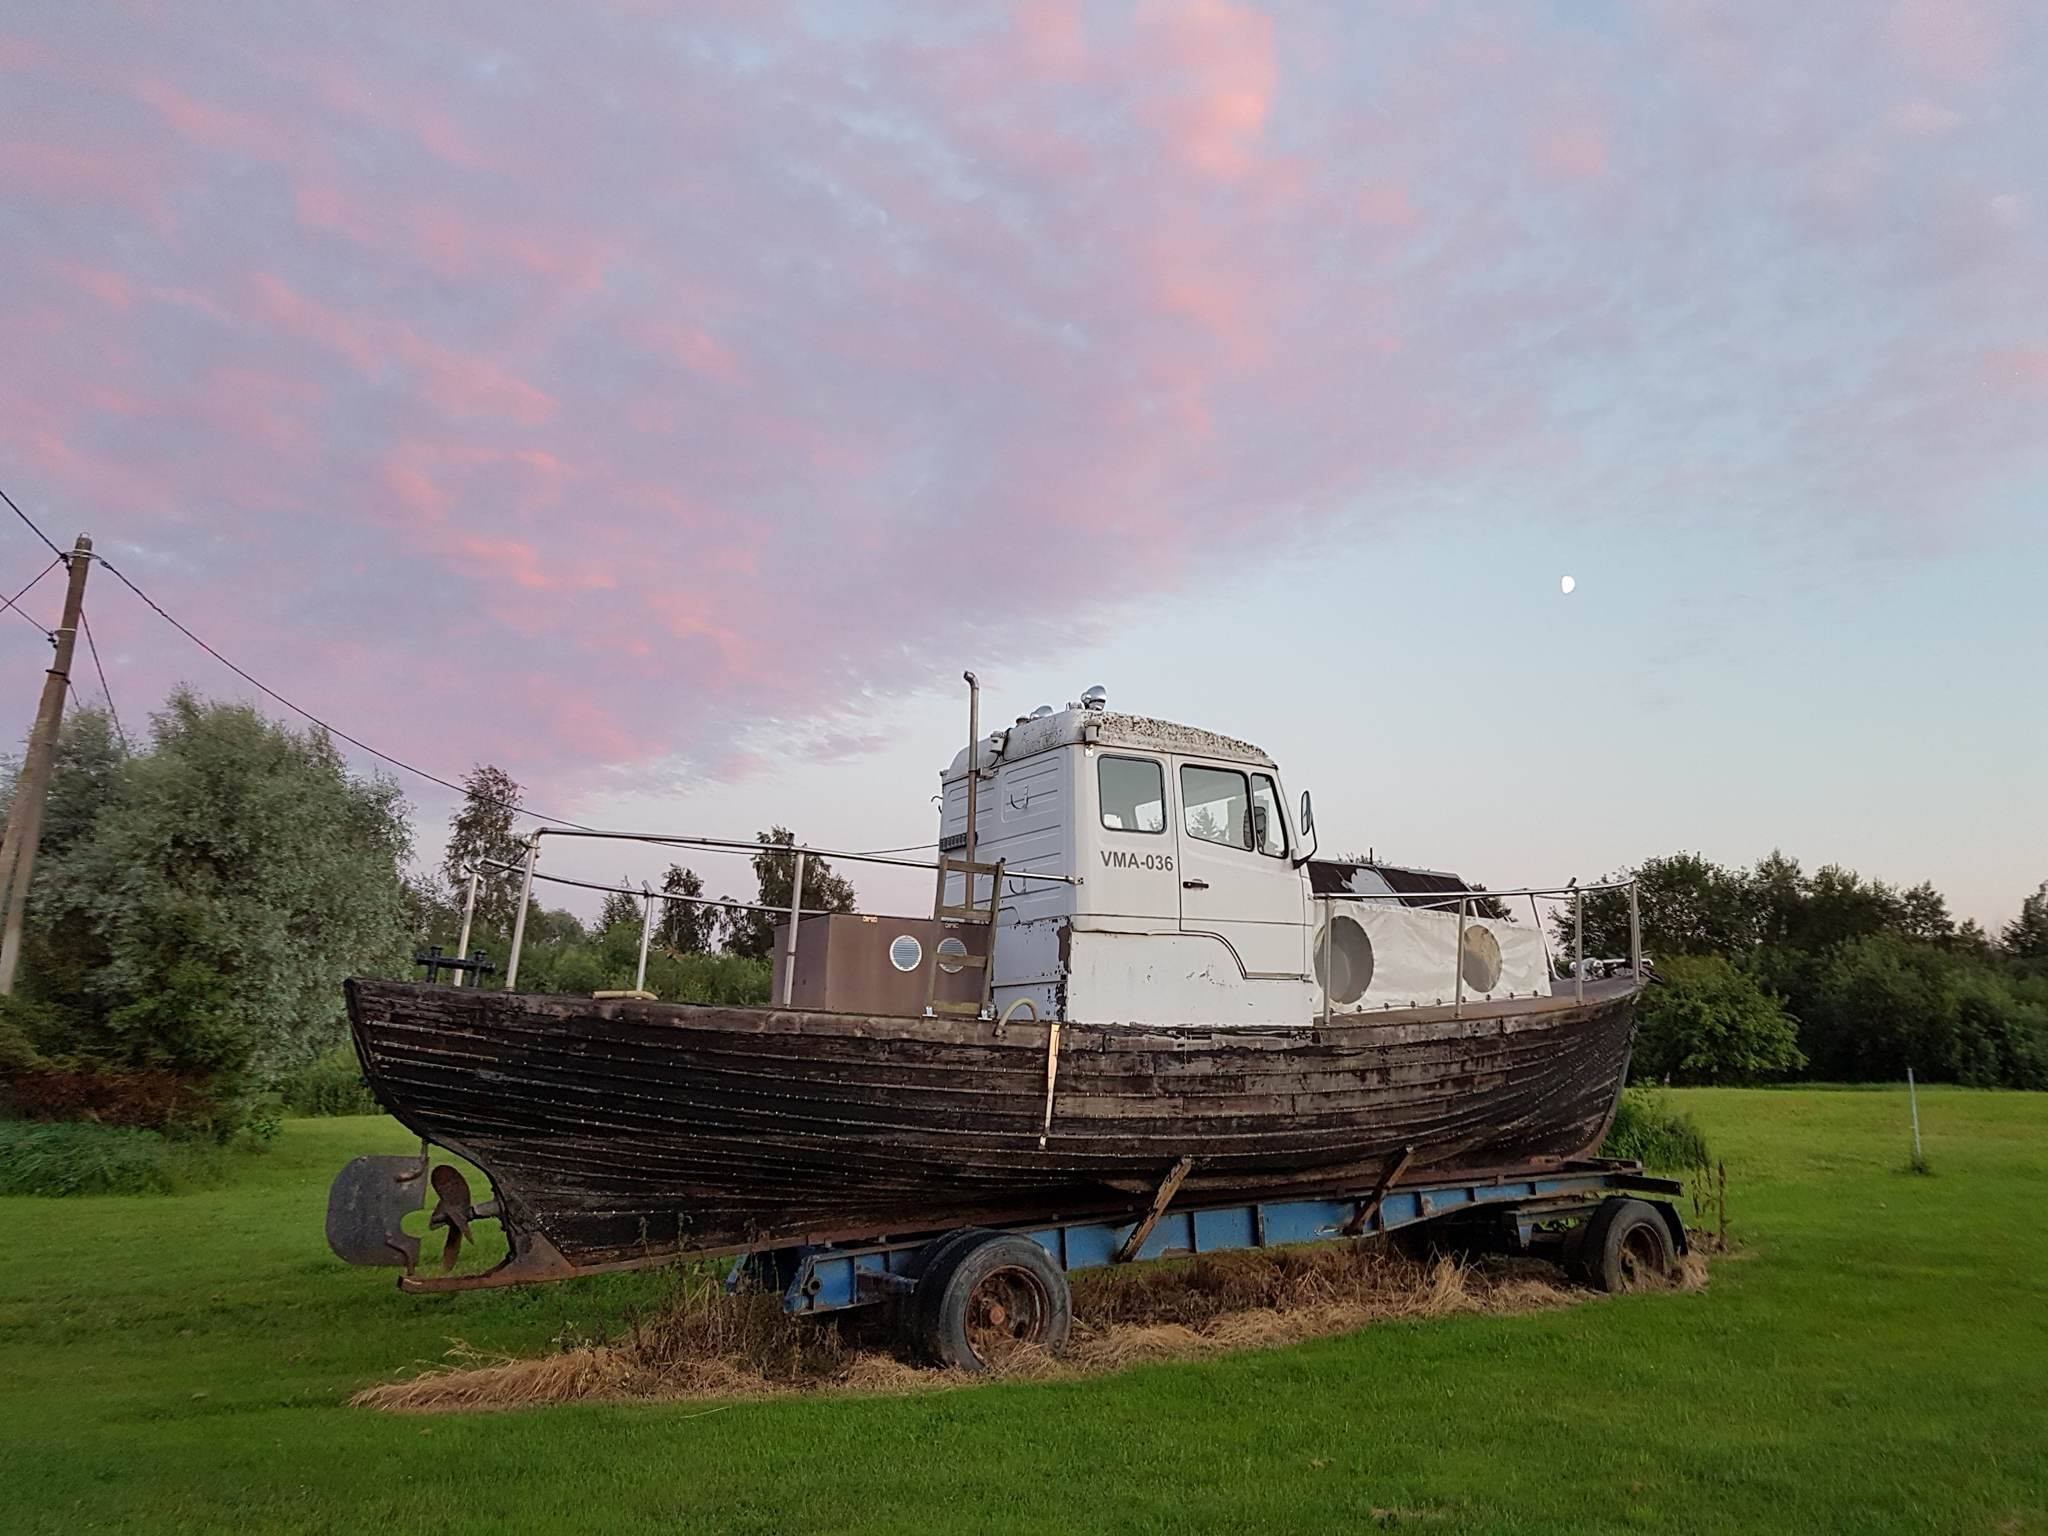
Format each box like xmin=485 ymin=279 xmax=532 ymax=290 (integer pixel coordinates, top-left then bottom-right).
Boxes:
xmin=1452 ymin=895 xmax=1468 ymax=1018
xmin=1908 ymin=1068 xmax=1922 ymax=1161
xmin=634 ymin=885 xmax=655 ymax=995
xmin=503 ymin=838 xmax=539 ymax=990
xmin=452 ymin=870 xmax=480 ymax=989
xmin=779 ymin=848 xmax=806 ymax=1006
xmin=1573 ymin=888 xmax=1584 ymax=1003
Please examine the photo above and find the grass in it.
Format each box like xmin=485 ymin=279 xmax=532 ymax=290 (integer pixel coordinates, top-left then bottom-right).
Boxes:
xmin=0 ymin=1118 xmax=230 ymax=1196
xmin=4 ymin=1090 xmax=2046 ymax=1534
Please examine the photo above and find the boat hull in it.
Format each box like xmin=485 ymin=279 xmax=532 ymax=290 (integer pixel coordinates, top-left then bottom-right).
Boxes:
xmin=344 ymin=977 xmax=1639 ymax=1276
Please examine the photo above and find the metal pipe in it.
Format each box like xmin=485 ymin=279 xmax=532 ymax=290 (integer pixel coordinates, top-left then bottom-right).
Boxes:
xmin=1573 ymin=888 xmax=1584 ymax=1003
xmin=1320 ymin=897 xmax=1333 ymax=1023
xmin=503 ymin=837 xmax=539 ymax=991
xmin=962 ymin=670 xmax=980 ymax=890
xmin=468 ymin=856 xmax=840 ymax=917
xmin=513 ymin=826 xmax=1078 ymax=883
xmin=1452 ymin=895 xmax=1468 ymax=1018
xmin=452 ymin=869 xmax=480 ymax=989
xmin=634 ymin=885 xmax=655 ymax=994
xmin=779 ymin=849 xmax=806 ymax=1006
xmin=1321 ymin=878 xmax=1638 ymax=902
xmin=1628 ymin=880 xmax=1642 ymax=976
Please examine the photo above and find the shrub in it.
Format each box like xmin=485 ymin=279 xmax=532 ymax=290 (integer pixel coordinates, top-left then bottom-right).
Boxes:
xmin=1634 ymin=955 xmax=1805 ymax=1085
xmin=276 ymin=1045 xmax=381 ymax=1117
xmin=0 ymin=1118 xmax=225 ymax=1196
xmin=1601 ymin=1087 xmax=1711 ymax=1176
xmin=1 ymin=1065 xmax=222 ymax=1131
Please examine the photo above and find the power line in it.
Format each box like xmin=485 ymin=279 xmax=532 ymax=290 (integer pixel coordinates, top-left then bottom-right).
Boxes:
xmin=91 ymin=551 xmax=600 ymax=830
xmin=2 ymin=484 xmax=928 ymax=857
xmin=1 ymin=556 xmax=62 ymax=637
xmin=0 ymin=486 xmax=65 ymax=559
xmin=79 ymin=605 xmax=127 ymax=751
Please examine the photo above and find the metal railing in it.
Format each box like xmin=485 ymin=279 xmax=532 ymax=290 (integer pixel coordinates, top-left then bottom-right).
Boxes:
xmin=1314 ymin=877 xmax=1640 ymax=1023
xmin=480 ymin=825 xmax=1078 ymax=1004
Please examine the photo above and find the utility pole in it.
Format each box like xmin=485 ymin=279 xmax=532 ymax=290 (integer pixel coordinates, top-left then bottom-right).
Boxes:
xmin=0 ymin=534 xmax=94 ymax=994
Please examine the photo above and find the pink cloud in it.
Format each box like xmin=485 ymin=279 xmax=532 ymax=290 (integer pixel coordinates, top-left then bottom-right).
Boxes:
xmin=1 ymin=0 xmax=2042 ymax=817
xmin=59 ymin=263 xmax=134 ymax=309
xmin=1888 ymin=0 xmax=2007 ymax=82
xmin=1536 ymin=118 xmax=1609 ymax=182
xmin=1357 ymin=180 xmax=1422 ymax=230
xmin=1136 ymin=0 xmax=1276 ymax=181
xmin=131 ymin=77 xmax=286 ymax=162
xmin=1891 ymin=98 xmax=1964 ymax=137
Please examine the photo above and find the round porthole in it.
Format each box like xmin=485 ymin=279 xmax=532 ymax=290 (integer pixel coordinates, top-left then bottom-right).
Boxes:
xmin=936 ymin=936 xmax=969 ymax=975
xmin=1312 ymin=914 xmax=1375 ymax=1005
xmin=1461 ymin=926 xmax=1503 ymax=993
xmin=889 ymin=934 xmax=923 ymax=972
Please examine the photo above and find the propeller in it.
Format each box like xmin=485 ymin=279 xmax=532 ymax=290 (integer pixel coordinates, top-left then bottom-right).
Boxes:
xmin=427 ymin=1163 xmax=476 ymax=1273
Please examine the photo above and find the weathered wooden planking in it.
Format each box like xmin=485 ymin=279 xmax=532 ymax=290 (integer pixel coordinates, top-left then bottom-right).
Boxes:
xmin=346 ymin=978 xmax=1637 ymax=1267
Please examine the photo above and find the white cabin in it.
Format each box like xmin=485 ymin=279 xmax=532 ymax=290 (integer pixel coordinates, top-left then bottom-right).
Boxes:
xmin=937 ymin=696 xmax=1554 ymax=1026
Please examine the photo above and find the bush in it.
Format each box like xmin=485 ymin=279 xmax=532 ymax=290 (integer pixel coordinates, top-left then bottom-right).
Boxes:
xmin=276 ymin=1045 xmax=380 ymax=1117
xmin=1601 ymin=1087 xmax=1711 ymax=1176
xmin=0 ymin=1118 xmax=225 ymax=1196
xmin=1634 ymin=955 xmax=1805 ymax=1085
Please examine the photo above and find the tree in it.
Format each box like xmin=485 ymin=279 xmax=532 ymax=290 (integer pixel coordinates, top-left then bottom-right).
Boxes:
xmin=655 ymin=864 xmax=721 ymax=954
xmin=596 ymin=878 xmax=641 ymax=933
xmin=10 ymin=691 xmax=413 ymax=1127
xmin=1631 ymin=955 xmax=1805 ymax=1085
xmin=1896 ymin=881 xmax=1955 ymax=945
xmin=723 ymin=828 xmax=858 ymax=959
xmin=1565 ymin=853 xmax=1753 ymax=962
xmin=2003 ymin=883 xmax=2048 ymax=961
xmin=443 ymin=764 xmax=527 ymax=930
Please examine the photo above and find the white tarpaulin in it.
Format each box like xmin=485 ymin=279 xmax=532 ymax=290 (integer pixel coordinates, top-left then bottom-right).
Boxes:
xmin=1322 ymin=903 xmax=1553 ymax=1013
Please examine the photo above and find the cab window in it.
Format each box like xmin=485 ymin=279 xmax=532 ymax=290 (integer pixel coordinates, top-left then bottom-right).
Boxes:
xmin=1098 ymin=755 xmax=1165 ymax=833
xmin=1251 ymin=773 xmax=1287 ymax=858
xmin=1181 ymin=764 xmax=1251 ymax=849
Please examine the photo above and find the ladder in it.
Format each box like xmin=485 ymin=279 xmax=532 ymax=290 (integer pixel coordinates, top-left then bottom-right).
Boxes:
xmin=926 ymin=853 xmax=1003 ymax=1017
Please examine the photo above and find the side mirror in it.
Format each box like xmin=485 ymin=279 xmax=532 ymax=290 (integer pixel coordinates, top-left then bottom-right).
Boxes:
xmin=1292 ymin=790 xmax=1319 ymax=868
xmin=1252 ymin=805 xmax=1270 ymax=850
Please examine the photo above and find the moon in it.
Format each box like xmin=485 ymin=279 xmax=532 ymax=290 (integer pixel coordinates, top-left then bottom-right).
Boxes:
xmin=1560 ymin=575 xmax=1576 ymax=595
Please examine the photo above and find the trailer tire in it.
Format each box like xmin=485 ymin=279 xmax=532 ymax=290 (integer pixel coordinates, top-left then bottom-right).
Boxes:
xmin=1577 ymin=1198 xmax=1678 ymax=1293
xmin=912 ymin=1231 xmax=1071 ymax=1372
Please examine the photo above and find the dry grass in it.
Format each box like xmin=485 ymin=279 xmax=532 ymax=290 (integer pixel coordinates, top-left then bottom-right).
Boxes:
xmin=353 ymin=1241 xmax=1709 ymax=1415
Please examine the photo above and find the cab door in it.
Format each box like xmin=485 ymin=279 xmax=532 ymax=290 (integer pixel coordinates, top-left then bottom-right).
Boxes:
xmin=1172 ymin=758 xmax=1309 ymax=977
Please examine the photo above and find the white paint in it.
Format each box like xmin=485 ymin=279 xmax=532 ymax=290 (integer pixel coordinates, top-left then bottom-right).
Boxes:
xmin=934 ymin=704 xmax=1552 ymax=1027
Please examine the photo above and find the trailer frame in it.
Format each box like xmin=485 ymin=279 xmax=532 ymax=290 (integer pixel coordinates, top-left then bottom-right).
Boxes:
xmin=731 ymin=1159 xmax=1686 ymax=1356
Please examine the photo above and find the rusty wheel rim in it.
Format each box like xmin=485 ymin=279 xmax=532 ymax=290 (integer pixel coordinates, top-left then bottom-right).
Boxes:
xmin=1615 ymin=1225 xmax=1669 ymax=1292
xmin=964 ymin=1264 xmax=1053 ymax=1365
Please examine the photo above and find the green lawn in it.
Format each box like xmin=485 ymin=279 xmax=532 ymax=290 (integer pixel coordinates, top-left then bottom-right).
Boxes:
xmin=5 ymin=1089 xmax=2046 ymax=1534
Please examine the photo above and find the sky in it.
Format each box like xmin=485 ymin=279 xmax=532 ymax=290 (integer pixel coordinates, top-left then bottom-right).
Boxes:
xmin=1 ymin=0 xmax=2043 ymax=931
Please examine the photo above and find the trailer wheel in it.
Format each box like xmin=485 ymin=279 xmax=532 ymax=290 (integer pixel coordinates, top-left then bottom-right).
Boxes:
xmin=1577 ymin=1198 xmax=1679 ymax=1293
xmin=913 ymin=1231 xmax=1071 ymax=1372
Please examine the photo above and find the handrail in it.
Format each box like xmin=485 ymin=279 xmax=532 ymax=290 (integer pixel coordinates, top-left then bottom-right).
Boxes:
xmin=1315 ymin=877 xmax=1641 ymax=1023
xmin=520 ymin=826 xmax=1079 ymax=883
xmin=490 ymin=823 xmax=1076 ymax=993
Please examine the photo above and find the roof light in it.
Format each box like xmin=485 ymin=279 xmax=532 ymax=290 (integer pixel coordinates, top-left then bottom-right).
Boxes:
xmin=1081 ymin=685 xmax=1107 ymax=712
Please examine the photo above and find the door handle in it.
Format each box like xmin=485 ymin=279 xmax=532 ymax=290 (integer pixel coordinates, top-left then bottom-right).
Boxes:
xmin=1182 ymin=879 xmax=1209 ymax=890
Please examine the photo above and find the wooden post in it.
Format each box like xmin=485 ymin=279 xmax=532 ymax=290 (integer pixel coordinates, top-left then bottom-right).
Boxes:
xmin=0 ymin=535 xmax=93 ymax=994
xmin=1114 ymin=1155 xmax=1196 ymax=1263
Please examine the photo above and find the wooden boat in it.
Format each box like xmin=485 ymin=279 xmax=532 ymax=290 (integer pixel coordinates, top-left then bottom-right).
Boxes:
xmin=330 ymin=680 xmax=1643 ymax=1291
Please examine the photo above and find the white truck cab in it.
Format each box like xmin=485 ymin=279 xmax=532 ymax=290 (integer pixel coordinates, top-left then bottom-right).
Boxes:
xmin=938 ymin=691 xmax=1552 ymax=1026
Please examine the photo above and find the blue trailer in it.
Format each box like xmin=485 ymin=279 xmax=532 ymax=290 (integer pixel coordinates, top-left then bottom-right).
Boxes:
xmin=730 ymin=1158 xmax=1688 ymax=1371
